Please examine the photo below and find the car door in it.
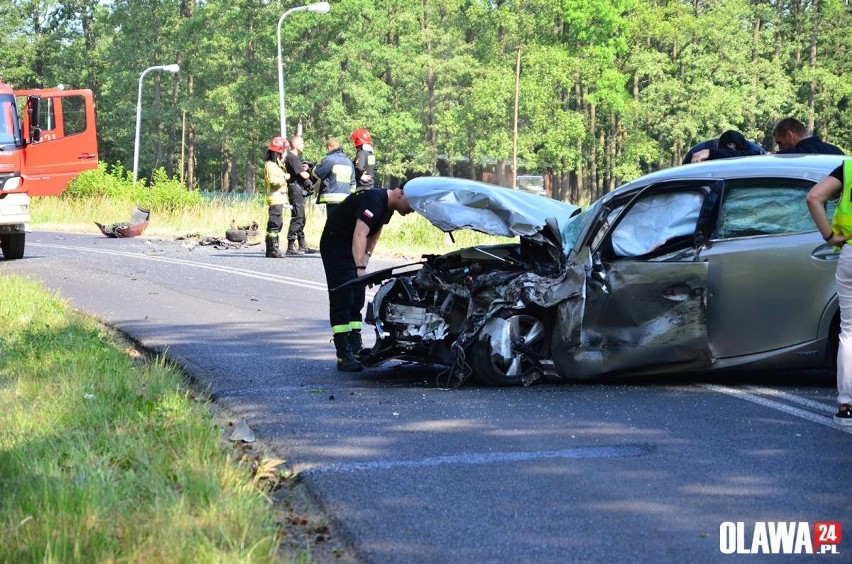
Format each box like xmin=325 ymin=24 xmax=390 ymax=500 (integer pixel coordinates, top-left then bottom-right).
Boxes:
xmin=558 ymin=183 xmax=714 ymax=378
xmin=697 ymin=178 xmax=837 ymax=359
xmin=17 ymin=89 xmax=98 ymax=196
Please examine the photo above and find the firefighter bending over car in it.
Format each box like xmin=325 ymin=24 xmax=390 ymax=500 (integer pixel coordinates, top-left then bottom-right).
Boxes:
xmin=321 ymin=186 xmax=414 ymax=371
xmin=264 ymin=136 xmax=290 ymax=258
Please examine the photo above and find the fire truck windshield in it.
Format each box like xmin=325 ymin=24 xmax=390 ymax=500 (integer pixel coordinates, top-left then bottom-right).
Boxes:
xmin=0 ymin=94 xmax=21 ymax=146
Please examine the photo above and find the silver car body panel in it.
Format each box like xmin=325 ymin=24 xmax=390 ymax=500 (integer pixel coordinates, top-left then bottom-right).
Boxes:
xmin=699 ymin=233 xmax=838 ymax=359
xmin=403 ymin=176 xmax=580 ymax=239
xmin=553 ymin=260 xmax=711 ymax=379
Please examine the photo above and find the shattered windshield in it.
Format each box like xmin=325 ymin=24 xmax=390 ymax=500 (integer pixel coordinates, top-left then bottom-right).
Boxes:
xmin=562 ymin=200 xmax=601 ymax=254
xmin=0 ymin=94 xmax=21 ymax=146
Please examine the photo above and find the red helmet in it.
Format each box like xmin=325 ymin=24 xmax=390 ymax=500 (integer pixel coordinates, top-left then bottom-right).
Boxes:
xmin=268 ymin=136 xmax=289 ymax=153
xmin=350 ymin=128 xmax=372 ymax=147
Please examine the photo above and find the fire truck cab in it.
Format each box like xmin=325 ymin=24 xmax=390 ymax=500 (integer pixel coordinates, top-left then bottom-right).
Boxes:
xmin=0 ymin=83 xmax=98 ymax=259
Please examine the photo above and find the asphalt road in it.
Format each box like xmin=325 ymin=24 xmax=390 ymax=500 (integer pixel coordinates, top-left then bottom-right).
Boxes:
xmin=3 ymin=231 xmax=851 ymax=563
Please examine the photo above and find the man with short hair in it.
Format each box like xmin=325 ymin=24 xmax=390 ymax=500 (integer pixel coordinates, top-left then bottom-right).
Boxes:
xmin=313 ymin=137 xmax=356 ymax=216
xmin=320 ymin=187 xmax=414 ymax=371
xmin=283 ymin=135 xmax=316 ymax=255
xmin=773 ymin=118 xmax=845 ymax=154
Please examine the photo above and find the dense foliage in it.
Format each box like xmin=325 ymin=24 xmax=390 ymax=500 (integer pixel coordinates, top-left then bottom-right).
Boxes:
xmin=2 ymin=0 xmax=850 ymax=203
xmin=66 ymin=163 xmax=204 ymax=210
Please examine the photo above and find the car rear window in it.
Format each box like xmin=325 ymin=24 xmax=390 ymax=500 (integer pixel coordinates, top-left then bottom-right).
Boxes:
xmin=716 ymin=179 xmax=815 ymax=238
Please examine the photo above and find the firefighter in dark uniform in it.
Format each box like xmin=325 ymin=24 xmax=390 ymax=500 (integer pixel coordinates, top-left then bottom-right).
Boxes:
xmin=321 ymin=187 xmax=414 ymax=371
xmin=263 ymin=136 xmax=290 ymax=258
xmin=350 ymin=128 xmax=376 ymax=191
xmin=313 ymin=137 xmax=356 ymax=216
xmin=283 ymin=135 xmax=316 ymax=255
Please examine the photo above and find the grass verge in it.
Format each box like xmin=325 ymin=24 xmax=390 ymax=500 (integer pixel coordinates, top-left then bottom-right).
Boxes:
xmin=0 ymin=275 xmax=345 ymax=562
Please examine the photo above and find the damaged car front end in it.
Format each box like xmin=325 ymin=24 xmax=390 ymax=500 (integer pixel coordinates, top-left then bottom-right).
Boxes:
xmin=360 ymin=155 xmax=846 ymax=386
xmin=362 ymin=177 xmax=585 ymax=386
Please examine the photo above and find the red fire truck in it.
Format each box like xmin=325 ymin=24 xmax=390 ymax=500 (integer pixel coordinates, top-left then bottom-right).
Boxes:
xmin=0 ymin=82 xmax=98 ymax=259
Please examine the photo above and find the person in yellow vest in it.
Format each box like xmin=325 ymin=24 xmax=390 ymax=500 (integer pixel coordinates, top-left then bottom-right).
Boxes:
xmin=264 ymin=136 xmax=290 ymax=258
xmin=807 ymin=159 xmax=852 ymax=426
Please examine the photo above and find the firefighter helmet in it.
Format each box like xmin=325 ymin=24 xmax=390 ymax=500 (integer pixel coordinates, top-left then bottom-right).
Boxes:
xmin=349 ymin=128 xmax=372 ymax=147
xmin=268 ymin=136 xmax=289 ymax=153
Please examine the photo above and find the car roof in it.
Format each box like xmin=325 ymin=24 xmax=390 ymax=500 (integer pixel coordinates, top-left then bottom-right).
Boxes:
xmin=611 ymin=154 xmax=849 ymax=200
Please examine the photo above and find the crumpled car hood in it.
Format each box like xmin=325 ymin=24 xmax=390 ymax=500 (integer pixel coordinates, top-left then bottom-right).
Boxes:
xmin=403 ymin=177 xmax=580 ymax=238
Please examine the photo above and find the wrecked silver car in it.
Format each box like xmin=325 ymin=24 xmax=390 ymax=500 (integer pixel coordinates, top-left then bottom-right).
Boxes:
xmin=362 ymin=154 xmax=849 ymax=386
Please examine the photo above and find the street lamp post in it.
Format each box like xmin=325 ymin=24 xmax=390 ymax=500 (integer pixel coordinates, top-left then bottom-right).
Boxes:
xmin=133 ymin=63 xmax=180 ymax=183
xmin=277 ymin=2 xmax=330 ymax=138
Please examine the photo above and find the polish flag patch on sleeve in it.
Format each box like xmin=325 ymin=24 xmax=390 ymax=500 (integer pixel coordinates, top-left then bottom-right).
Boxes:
xmin=362 ymin=209 xmax=374 ymax=219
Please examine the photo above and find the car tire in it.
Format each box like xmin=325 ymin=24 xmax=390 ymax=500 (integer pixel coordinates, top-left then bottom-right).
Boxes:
xmin=0 ymin=233 xmax=25 ymax=260
xmin=469 ymin=313 xmax=548 ymax=386
xmin=224 ymin=229 xmax=247 ymax=243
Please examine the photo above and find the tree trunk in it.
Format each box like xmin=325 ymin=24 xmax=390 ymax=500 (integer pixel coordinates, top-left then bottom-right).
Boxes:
xmin=807 ymin=0 xmax=819 ymax=133
xmin=187 ymin=74 xmax=196 ymax=190
xmin=221 ymin=145 xmax=231 ymax=193
xmin=181 ymin=0 xmax=195 ymax=188
xmin=82 ymin=1 xmax=97 ymax=93
xmin=230 ymin=152 xmax=239 ymax=192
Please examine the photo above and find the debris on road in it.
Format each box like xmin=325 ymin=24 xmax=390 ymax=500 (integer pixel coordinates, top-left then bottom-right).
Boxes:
xmin=229 ymin=418 xmax=256 ymax=443
xmin=95 ymin=205 xmax=150 ymax=238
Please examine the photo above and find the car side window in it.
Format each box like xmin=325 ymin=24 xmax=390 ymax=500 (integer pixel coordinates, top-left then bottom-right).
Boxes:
xmin=610 ymin=191 xmax=704 ymax=257
xmin=716 ymin=179 xmax=814 ymax=239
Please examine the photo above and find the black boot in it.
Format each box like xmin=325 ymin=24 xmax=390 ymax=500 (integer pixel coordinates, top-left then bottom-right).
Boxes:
xmin=347 ymin=330 xmax=369 ymax=361
xmin=286 ymin=240 xmax=303 ymax=256
xmin=333 ymin=333 xmax=363 ymax=372
xmin=298 ymin=237 xmax=317 ymax=254
xmin=266 ymin=236 xmax=284 ymax=258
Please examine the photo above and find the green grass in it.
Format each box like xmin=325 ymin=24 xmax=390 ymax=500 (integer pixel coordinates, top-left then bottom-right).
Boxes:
xmin=0 ymin=276 xmax=285 ymax=562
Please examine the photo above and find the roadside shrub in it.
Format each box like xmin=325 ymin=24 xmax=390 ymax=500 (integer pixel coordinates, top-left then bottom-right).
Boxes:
xmin=64 ymin=162 xmax=131 ymax=200
xmin=140 ymin=168 xmax=204 ymax=211
xmin=64 ymin=163 xmax=202 ymax=212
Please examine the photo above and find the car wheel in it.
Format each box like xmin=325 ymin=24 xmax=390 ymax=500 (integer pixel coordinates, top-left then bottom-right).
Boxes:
xmin=0 ymin=233 xmax=25 ymax=260
xmin=470 ymin=313 xmax=548 ymax=386
xmin=224 ymin=229 xmax=247 ymax=243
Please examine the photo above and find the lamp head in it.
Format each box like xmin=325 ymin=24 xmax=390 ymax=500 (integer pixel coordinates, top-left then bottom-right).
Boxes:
xmin=306 ymin=2 xmax=330 ymax=13
xmin=163 ymin=64 xmax=180 ymax=73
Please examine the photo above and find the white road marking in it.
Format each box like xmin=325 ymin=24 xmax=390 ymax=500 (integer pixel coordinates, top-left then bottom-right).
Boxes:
xmin=744 ymin=385 xmax=836 ymax=414
xmin=701 ymin=384 xmax=852 ymax=435
xmin=29 ymin=242 xmax=378 ymax=296
xmin=299 ymin=444 xmax=653 ymax=475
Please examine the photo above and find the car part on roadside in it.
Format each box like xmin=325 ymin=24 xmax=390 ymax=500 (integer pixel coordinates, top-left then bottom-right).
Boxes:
xmin=225 ymin=221 xmax=259 ymax=243
xmin=95 ymin=205 xmax=150 ymax=238
xmin=197 ymin=236 xmax=260 ymax=251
